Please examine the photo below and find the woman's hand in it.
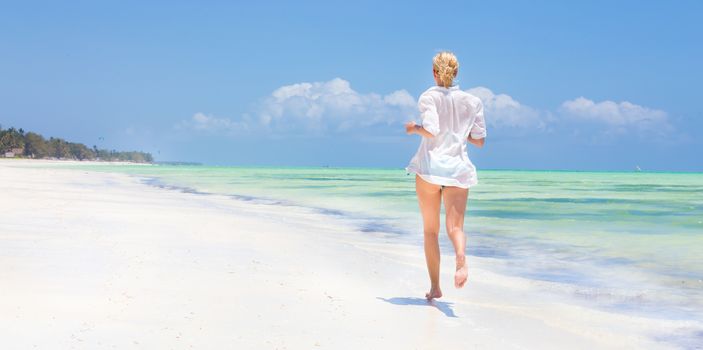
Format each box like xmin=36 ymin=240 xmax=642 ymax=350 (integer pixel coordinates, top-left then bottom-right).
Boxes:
xmin=406 ymin=121 xmax=436 ymax=138
xmin=405 ymin=121 xmax=417 ymax=135
xmin=467 ymin=135 xmax=485 ymax=148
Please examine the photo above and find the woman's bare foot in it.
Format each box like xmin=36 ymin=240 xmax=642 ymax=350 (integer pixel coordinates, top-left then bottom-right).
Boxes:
xmin=455 ymin=255 xmax=468 ymax=288
xmin=425 ymin=286 xmax=442 ymax=300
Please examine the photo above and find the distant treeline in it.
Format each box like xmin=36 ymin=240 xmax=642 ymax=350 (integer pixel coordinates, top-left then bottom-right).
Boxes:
xmin=0 ymin=125 xmax=153 ymax=163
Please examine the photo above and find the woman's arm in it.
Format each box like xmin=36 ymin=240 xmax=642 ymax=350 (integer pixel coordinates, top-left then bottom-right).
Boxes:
xmin=467 ymin=135 xmax=485 ymax=148
xmin=405 ymin=121 xmax=435 ymax=138
xmin=467 ymin=99 xmax=486 ymax=147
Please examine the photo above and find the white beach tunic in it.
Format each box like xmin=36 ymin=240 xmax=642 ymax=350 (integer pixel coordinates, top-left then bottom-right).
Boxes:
xmin=406 ymin=85 xmax=486 ymax=188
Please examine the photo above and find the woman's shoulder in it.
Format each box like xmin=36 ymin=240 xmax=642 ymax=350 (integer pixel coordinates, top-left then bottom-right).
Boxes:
xmin=450 ymin=89 xmax=483 ymax=108
xmin=420 ymin=86 xmax=442 ymax=98
xmin=420 ymin=86 xmax=483 ymax=107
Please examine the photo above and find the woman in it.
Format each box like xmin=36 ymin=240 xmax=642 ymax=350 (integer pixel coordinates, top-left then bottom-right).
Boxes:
xmin=405 ymin=51 xmax=486 ymax=300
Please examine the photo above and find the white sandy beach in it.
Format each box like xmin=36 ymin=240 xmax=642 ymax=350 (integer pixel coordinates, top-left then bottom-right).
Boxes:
xmin=0 ymin=159 xmax=692 ymax=349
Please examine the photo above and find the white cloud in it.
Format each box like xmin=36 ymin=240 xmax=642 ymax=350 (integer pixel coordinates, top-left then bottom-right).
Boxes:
xmin=465 ymin=86 xmax=546 ymax=130
xmin=561 ymin=97 xmax=672 ymax=134
xmin=259 ymin=78 xmax=416 ymax=133
xmin=172 ymin=81 xmax=672 ymax=140
xmin=175 ymin=112 xmax=248 ymax=132
xmin=384 ymin=90 xmax=416 ymax=107
xmin=463 ymin=88 xmax=672 ymax=137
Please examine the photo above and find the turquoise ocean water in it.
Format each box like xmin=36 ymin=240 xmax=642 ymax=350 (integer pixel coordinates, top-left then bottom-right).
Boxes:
xmin=52 ymin=163 xmax=703 ymax=325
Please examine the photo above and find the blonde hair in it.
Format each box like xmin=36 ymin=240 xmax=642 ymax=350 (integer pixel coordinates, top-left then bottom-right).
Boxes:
xmin=432 ymin=51 xmax=459 ymax=88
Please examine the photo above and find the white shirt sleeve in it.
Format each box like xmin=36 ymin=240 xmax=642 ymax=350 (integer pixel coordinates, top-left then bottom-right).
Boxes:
xmin=469 ymin=99 xmax=486 ymax=139
xmin=418 ymin=93 xmax=440 ymax=136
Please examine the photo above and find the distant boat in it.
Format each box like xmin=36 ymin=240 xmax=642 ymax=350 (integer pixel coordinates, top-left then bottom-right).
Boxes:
xmin=635 ymin=165 xmax=642 ymax=172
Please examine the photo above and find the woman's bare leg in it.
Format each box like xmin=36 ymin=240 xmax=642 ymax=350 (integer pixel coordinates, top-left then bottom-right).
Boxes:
xmin=442 ymin=186 xmax=469 ymax=288
xmin=415 ymin=175 xmax=442 ymax=300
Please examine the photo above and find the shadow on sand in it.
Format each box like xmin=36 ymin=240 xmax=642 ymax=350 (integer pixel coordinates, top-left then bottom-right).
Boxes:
xmin=376 ymin=297 xmax=457 ymax=318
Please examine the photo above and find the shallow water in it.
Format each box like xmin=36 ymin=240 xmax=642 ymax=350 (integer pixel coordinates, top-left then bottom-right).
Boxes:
xmin=50 ymin=163 xmax=703 ymax=324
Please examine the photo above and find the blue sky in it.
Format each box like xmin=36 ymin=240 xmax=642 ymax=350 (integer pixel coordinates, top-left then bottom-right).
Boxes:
xmin=1 ymin=0 xmax=701 ymax=170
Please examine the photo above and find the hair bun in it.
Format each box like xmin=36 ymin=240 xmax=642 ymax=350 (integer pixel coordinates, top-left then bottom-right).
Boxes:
xmin=433 ymin=51 xmax=459 ymax=88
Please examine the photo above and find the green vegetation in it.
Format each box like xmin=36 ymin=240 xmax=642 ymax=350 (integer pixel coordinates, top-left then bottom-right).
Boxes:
xmin=0 ymin=125 xmax=153 ymax=163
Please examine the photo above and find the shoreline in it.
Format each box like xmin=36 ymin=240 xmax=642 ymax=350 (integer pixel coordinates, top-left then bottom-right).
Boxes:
xmin=0 ymin=159 xmax=694 ymax=349
xmin=0 ymin=157 xmax=154 ymax=166
xmin=6 ymin=158 xmax=701 ymax=175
